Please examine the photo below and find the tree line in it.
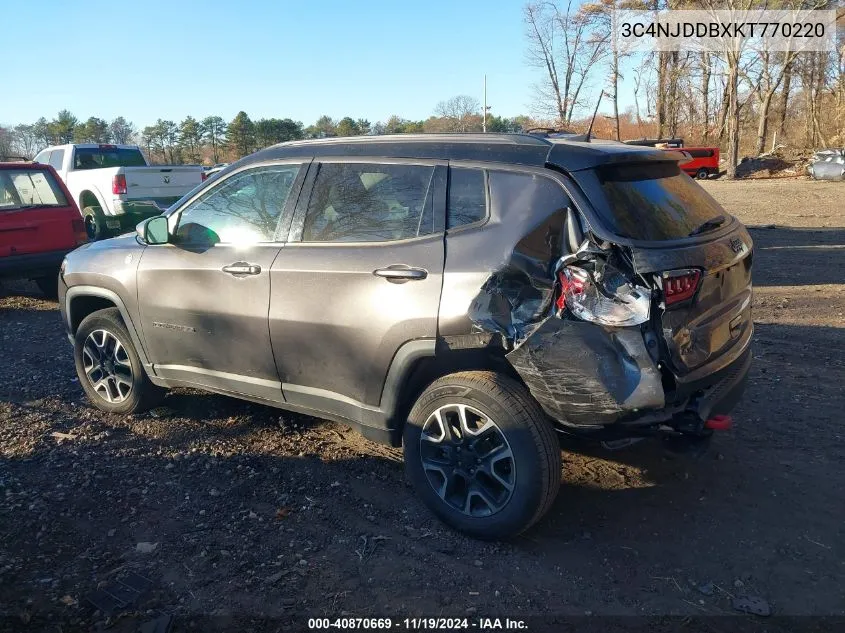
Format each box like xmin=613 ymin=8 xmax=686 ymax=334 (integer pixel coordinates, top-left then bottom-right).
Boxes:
xmin=0 ymin=99 xmax=532 ymax=166
xmin=8 ymin=0 xmax=839 ymax=179
xmin=525 ymin=0 xmax=844 ymax=177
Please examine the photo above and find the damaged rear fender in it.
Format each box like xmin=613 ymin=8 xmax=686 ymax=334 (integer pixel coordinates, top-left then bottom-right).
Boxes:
xmin=505 ymin=318 xmax=665 ymax=428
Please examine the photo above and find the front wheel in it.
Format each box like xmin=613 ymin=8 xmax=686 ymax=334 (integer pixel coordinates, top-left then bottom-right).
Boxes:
xmin=403 ymin=371 xmax=561 ymax=540
xmin=696 ymin=168 xmax=709 ymax=180
xmin=73 ymin=308 xmax=164 ymax=414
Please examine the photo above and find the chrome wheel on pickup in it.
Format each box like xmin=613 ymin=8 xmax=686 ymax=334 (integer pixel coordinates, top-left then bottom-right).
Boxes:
xmin=81 ymin=206 xmax=112 ymax=241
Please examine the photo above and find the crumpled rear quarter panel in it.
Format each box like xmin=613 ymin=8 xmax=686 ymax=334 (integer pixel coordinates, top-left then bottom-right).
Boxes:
xmin=505 ymin=318 xmax=665 ymax=427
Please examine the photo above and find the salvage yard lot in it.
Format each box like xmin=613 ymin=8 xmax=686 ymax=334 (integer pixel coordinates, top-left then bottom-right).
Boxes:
xmin=1 ymin=179 xmax=843 ymax=630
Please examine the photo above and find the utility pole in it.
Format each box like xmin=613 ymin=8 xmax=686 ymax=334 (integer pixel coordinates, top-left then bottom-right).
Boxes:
xmin=482 ymin=74 xmax=491 ymax=133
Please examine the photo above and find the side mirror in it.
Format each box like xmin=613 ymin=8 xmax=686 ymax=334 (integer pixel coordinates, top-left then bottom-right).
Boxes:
xmin=136 ymin=216 xmax=169 ymax=245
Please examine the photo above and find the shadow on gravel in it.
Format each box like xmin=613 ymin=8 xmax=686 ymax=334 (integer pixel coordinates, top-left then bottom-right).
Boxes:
xmin=0 ymin=279 xmax=55 ymax=301
xmin=0 ymin=445 xmax=406 ymax=631
xmin=748 ymin=226 xmax=845 ymax=287
xmin=753 ymin=320 xmax=845 ymax=351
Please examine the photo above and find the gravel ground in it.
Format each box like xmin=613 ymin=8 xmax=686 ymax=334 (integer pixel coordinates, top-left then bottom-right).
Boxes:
xmin=0 ymin=179 xmax=843 ymax=632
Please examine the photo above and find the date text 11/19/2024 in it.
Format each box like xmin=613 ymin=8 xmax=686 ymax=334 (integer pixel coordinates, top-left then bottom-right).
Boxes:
xmin=307 ymin=617 xmax=529 ymax=630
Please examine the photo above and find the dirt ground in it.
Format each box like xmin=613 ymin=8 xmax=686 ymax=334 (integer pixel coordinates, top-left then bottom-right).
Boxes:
xmin=0 ymin=179 xmax=843 ymax=632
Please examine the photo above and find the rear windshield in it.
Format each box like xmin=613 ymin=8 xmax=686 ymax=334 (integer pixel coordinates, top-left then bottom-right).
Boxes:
xmin=574 ymin=161 xmax=728 ymax=241
xmin=0 ymin=169 xmax=69 ymax=211
xmin=73 ymin=147 xmax=146 ymax=169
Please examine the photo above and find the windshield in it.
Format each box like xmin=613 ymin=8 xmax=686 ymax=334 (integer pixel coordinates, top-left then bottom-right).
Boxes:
xmin=73 ymin=147 xmax=147 ymax=170
xmin=0 ymin=169 xmax=69 ymax=211
xmin=574 ymin=161 xmax=728 ymax=241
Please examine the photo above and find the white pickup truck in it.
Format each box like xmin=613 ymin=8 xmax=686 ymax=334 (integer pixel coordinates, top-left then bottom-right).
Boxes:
xmin=33 ymin=144 xmax=205 ymax=240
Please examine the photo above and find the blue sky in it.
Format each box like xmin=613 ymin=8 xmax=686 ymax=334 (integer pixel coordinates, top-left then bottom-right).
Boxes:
xmin=3 ymin=0 xmax=625 ymax=128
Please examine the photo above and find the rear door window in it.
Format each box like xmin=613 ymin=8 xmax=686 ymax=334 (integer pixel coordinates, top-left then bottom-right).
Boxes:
xmin=0 ymin=169 xmax=69 ymax=210
xmin=573 ymin=161 xmax=728 ymax=241
xmin=447 ymin=167 xmax=487 ymax=229
xmin=302 ymin=162 xmax=436 ymax=242
xmin=48 ymin=150 xmax=64 ymax=171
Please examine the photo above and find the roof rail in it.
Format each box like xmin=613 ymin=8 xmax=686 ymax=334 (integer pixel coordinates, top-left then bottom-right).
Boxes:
xmin=275 ymin=133 xmax=551 ymax=149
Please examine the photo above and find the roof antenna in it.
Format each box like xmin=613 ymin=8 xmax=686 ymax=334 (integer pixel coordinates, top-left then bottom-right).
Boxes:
xmin=584 ymin=90 xmax=604 ymax=143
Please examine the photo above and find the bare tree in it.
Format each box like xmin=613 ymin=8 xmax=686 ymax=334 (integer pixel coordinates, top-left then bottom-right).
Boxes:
xmin=632 ymin=60 xmax=648 ymax=133
xmin=700 ymin=0 xmax=761 ymax=178
xmin=524 ymin=1 xmax=608 ymax=127
xmin=775 ymin=57 xmax=795 ymax=138
xmin=580 ymin=0 xmax=646 ymax=140
xmin=796 ymin=51 xmax=832 ymax=148
xmin=700 ymin=53 xmax=713 ymax=142
xmin=434 ymin=95 xmax=480 ymax=132
xmin=748 ymin=50 xmax=801 ymax=155
xmin=0 ymin=127 xmax=13 ymax=158
xmin=109 ymin=117 xmax=137 ymax=145
xmin=12 ymin=124 xmax=39 ymax=158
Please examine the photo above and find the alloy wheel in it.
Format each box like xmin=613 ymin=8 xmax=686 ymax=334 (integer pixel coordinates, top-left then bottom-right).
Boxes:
xmin=81 ymin=329 xmax=134 ymax=403
xmin=419 ymin=403 xmax=516 ymax=517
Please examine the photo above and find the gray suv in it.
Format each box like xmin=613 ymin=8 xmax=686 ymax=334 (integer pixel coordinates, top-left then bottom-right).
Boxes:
xmin=58 ymin=134 xmax=753 ymax=539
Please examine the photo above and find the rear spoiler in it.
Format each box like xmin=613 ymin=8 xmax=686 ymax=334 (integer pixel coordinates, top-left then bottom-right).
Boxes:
xmin=546 ymin=143 xmax=694 ymax=172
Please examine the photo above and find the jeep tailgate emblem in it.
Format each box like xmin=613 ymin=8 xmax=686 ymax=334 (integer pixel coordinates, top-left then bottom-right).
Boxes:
xmin=163 ymin=175 xmax=171 ymax=184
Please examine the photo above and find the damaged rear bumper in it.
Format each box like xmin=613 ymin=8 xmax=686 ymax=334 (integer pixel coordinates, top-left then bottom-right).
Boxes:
xmin=506 ymin=318 xmax=751 ymax=439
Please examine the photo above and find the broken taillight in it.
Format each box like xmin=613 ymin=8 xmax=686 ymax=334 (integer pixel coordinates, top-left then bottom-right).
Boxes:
xmin=556 ymin=270 xmax=584 ymax=311
xmin=662 ymin=269 xmax=701 ymax=305
xmin=556 ymin=266 xmax=651 ymax=327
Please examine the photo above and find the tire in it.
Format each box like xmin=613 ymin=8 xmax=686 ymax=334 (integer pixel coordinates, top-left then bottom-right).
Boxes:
xmin=82 ymin=206 xmax=112 ymax=241
xmin=403 ymin=371 xmax=561 ymax=540
xmin=35 ymin=275 xmax=59 ymax=299
xmin=73 ymin=308 xmax=164 ymax=414
xmin=695 ymin=168 xmax=709 ymax=180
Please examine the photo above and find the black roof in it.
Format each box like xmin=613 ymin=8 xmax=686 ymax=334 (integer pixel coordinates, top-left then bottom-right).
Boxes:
xmin=244 ymin=133 xmax=677 ymax=172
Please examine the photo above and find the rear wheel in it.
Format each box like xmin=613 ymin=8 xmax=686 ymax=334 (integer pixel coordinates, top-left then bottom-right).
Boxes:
xmin=403 ymin=371 xmax=561 ymax=540
xmin=73 ymin=308 xmax=164 ymax=414
xmin=82 ymin=206 xmax=112 ymax=241
xmin=35 ymin=275 xmax=59 ymax=299
xmin=695 ymin=168 xmax=709 ymax=180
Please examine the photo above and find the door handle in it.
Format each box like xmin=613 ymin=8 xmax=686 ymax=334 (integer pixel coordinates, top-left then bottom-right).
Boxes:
xmin=373 ymin=266 xmax=428 ymax=282
xmin=222 ymin=262 xmax=261 ymax=276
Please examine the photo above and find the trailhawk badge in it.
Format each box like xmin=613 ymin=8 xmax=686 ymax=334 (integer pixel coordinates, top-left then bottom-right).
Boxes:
xmin=730 ymin=237 xmax=744 ymax=253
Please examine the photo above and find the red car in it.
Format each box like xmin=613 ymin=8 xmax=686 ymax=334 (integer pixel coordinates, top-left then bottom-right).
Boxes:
xmin=669 ymin=147 xmax=720 ymax=179
xmin=0 ymin=162 xmax=87 ymax=297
